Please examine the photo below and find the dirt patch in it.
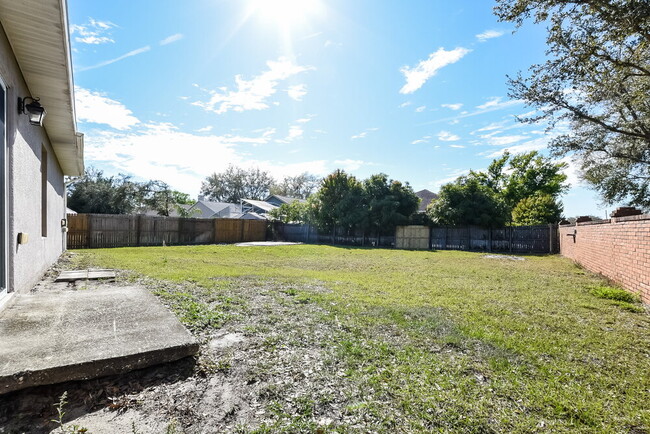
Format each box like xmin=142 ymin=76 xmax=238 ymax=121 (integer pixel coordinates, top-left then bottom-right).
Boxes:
xmin=0 ymin=256 xmax=359 ymax=433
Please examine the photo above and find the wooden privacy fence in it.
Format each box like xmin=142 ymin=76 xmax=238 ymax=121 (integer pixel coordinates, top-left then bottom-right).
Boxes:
xmin=396 ymin=224 xmax=558 ymax=253
xmin=67 ymin=214 xmax=268 ymax=249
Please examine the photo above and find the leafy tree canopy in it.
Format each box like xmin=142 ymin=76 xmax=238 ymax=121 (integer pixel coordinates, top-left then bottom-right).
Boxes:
xmin=427 ymin=177 xmax=509 ymax=228
xmin=200 ymin=165 xmax=273 ymax=203
xmin=495 ymin=0 xmax=650 ymax=209
xmin=511 ymin=192 xmax=564 ymax=226
xmin=67 ymin=168 xmax=192 ymax=216
xmin=312 ymin=169 xmax=366 ymax=231
xmin=364 ymin=174 xmax=420 ymax=235
xmin=270 ymin=173 xmax=321 ymax=199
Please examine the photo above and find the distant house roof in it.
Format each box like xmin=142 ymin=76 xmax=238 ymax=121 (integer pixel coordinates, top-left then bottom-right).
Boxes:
xmin=264 ymin=195 xmax=307 ymax=205
xmin=415 ymin=189 xmax=438 ymax=212
xmin=191 ymin=200 xmax=238 ymax=218
xmin=242 ymin=199 xmax=278 ymax=213
xmin=66 ymin=207 xmax=77 ymax=215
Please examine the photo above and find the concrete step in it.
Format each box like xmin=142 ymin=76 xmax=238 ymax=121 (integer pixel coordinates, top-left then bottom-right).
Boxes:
xmin=0 ymin=285 xmax=199 ymax=394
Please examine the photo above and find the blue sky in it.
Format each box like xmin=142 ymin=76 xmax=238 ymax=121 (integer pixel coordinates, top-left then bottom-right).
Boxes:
xmin=68 ymin=0 xmax=614 ymax=218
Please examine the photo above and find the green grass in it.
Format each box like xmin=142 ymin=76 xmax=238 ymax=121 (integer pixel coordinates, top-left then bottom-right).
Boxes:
xmin=75 ymin=245 xmax=650 ymax=432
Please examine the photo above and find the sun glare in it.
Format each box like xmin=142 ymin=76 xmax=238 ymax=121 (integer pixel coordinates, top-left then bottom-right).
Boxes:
xmin=249 ymin=0 xmax=324 ymax=28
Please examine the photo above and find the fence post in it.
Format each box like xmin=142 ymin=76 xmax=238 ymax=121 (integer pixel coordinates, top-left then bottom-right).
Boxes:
xmin=213 ymin=219 xmax=218 ymax=244
xmin=509 ymin=226 xmax=513 ymax=253
xmin=488 ymin=228 xmax=492 ymax=252
xmin=88 ymin=214 xmax=93 ymax=249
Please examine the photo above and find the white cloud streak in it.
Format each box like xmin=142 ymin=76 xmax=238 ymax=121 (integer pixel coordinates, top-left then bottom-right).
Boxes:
xmin=160 ymin=33 xmax=184 ymax=45
xmin=287 ymin=84 xmax=308 ymax=101
xmin=193 ymin=57 xmax=314 ymax=114
xmin=476 ymin=30 xmax=505 ymax=42
xmin=400 ymin=47 xmax=471 ymax=94
xmin=437 ymin=131 xmax=460 ymax=142
xmin=79 ymin=46 xmax=151 ymax=71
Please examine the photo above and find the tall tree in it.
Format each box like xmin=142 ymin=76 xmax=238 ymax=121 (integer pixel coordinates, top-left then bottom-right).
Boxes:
xmin=200 ymin=165 xmax=274 ymax=203
xmin=67 ymin=168 xmax=145 ymax=214
xmin=495 ymin=0 xmax=650 ymax=209
xmin=427 ymin=177 xmax=509 ymax=228
xmin=469 ymin=151 xmax=569 ymax=224
xmin=364 ymin=174 xmax=420 ymax=236
xmin=270 ymin=173 xmax=320 ymax=199
xmin=311 ymin=170 xmax=366 ymax=233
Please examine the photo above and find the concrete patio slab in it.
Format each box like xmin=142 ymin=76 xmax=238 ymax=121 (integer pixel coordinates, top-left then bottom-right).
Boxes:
xmin=0 ymin=285 xmax=199 ymax=395
xmin=55 ymin=269 xmax=117 ymax=282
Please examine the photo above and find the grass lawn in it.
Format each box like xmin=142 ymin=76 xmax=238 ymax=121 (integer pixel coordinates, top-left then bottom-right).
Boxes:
xmin=76 ymin=245 xmax=649 ymax=432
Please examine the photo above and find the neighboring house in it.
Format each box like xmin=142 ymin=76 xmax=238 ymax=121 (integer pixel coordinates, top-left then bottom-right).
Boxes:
xmin=264 ymin=194 xmax=307 ymax=207
xmin=241 ymin=199 xmax=278 ymax=216
xmin=189 ymin=200 xmax=240 ymax=219
xmin=229 ymin=211 xmax=267 ymax=220
xmin=415 ymin=189 xmax=438 ymax=213
xmin=0 ymin=0 xmax=84 ymax=307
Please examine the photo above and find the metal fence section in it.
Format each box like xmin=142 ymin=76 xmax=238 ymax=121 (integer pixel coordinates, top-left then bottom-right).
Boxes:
xmin=66 ymin=214 xmax=267 ymax=249
xmin=274 ymin=223 xmax=395 ymax=247
xmin=396 ymin=224 xmax=557 ymax=253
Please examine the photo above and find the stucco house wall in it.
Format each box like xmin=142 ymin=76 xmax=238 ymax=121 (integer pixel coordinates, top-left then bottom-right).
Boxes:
xmin=0 ymin=23 xmax=67 ymax=295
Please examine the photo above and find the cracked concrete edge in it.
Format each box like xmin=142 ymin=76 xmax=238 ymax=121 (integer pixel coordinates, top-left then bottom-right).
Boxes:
xmin=0 ymin=341 xmax=200 ymax=395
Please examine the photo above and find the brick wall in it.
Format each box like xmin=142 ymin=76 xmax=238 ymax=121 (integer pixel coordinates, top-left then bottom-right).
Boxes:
xmin=559 ymin=214 xmax=650 ymax=304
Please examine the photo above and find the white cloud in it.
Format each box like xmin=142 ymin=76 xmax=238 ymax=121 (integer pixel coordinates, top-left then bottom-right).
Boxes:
xmin=160 ymin=33 xmax=184 ymax=45
xmin=296 ymin=117 xmax=312 ymax=124
xmin=79 ymin=46 xmax=151 ymax=71
xmin=74 ymin=87 xmax=140 ymax=130
xmin=193 ymin=57 xmax=314 ymax=114
xmin=481 ymin=134 xmax=529 ymax=147
xmin=287 ymin=84 xmax=308 ymax=101
xmin=422 ymin=97 xmax=524 ymax=125
xmin=399 ymin=101 xmax=412 ymax=108
xmin=483 ymin=137 xmax=549 ymax=158
xmin=415 ymin=106 xmax=426 ymax=113
xmin=476 ymin=30 xmax=505 ymax=42
xmin=411 ymin=139 xmax=428 ymax=144
xmin=196 ymin=126 xmax=213 ymax=132
xmin=399 ymin=47 xmax=471 ymax=94
xmin=450 ymin=144 xmax=465 ymax=148
xmin=70 ymin=18 xmax=115 ymax=44
xmin=334 ymin=159 xmax=367 ymax=171
xmin=476 ymin=97 xmax=521 ymax=110
xmin=287 ymin=125 xmax=304 ymax=140
xmin=441 ymin=103 xmax=463 ymax=110
xmin=437 ymin=131 xmax=460 ymax=142
xmin=351 ymin=127 xmax=379 ymax=140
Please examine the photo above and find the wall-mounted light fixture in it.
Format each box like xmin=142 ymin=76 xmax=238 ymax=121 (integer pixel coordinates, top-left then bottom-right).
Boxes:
xmin=18 ymin=96 xmax=46 ymax=126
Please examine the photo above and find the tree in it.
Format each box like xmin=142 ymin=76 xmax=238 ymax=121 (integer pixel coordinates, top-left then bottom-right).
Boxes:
xmin=427 ymin=177 xmax=509 ymax=228
xmin=270 ymin=173 xmax=320 ymax=199
xmin=495 ymin=0 xmax=650 ymax=209
xmin=268 ymin=201 xmax=310 ymax=223
xmin=311 ymin=170 xmax=366 ymax=233
xmin=469 ymin=151 xmax=569 ymax=224
xmin=511 ymin=193 xmax=564 ymax=225
xmin=363 ymin=174 xmax=420 ymax=236
xmin=200 ymin=165 xmax=273 ymax=203
xmin=67 ymin=168 xmax=145 ymax=214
